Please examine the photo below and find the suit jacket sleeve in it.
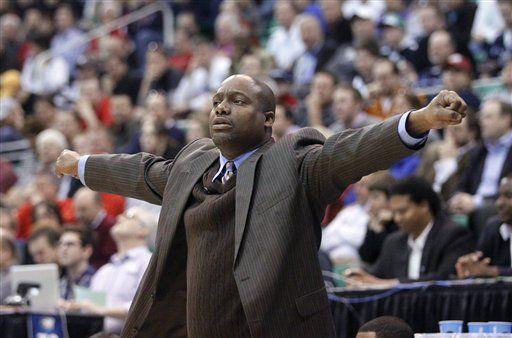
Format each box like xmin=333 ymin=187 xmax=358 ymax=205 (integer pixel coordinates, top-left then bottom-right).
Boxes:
xmin=300 ymin=115 xmax=415 ymax=205
xmin=84 ymin=152 xmax=173 ymax=205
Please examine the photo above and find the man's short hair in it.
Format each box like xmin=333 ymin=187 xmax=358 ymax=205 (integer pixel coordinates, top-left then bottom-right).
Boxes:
xmin=390 ymin=176 xmax=441 ymax=216
xmin=368 ymin=175 xmax=396 ymax=197
xmin=336 ymin=84 xmax=363 ymax=102
xmin=61 ymin=226 xmax=95 ymax=248
xmin=358 ymin=316 xmax=414 ymax=338
xmin=253 ymin=78 xmax=276 ymax=114
xmin=28 ymin=226 xmax=61 ymax=247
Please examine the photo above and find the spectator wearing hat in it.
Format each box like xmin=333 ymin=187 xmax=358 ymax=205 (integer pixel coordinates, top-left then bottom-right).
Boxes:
xmin=266 ymin=1 xmax=305 ymax=71
xmin=441 ymin=53 xmax=481 ymax=111
xmin=456 ymin=175 xmax=512 ymax=278
xmin=378 ymin=13 xmax=420 ymax=70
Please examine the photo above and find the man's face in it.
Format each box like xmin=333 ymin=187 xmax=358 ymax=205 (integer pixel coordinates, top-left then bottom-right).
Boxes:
xmin=442 ymin=69 xmax=471 ymax=91
xmin=496 ymin=178 xmax=512 ymax=224
xmin=479 ymin=100 xmax=511 ymax=141
xmin=428 ymin=32 xmax=454 ymax=65
xmin=55 ymin=7 xmax=73 ymax=31
xmin=209 ymin=75 xmax=272 ymax=156
xmin=275 ymin=1 xmax=295 ymax=28
xmin=419 ymin=7 xmax=443 ymax=35
xmin=146 ymin=94 xmax=168 ymax=122
xmin=111 ymin=95 xmax=133 ymax=124
xmin=373 ymin=61 xmax=398 ymax=95
xmin=383 ymin=26 xmax=404 ymax=48
xmin=73 ymin=195 xmax=100 ymax=226
xmin=368 ymin=190 xmax=389 ymax=218
xmin=355 ymin=49 xmax=376 ymax=78
xmin=111 ymin=213 xmax=145 ymax=240
xmin=29 ymin=237 xmax=57 ymax=264
xmin=351 ymin=18 xmax=376 ymax=43
xmin=390 ymin=195 xmax=429 ymax=234
xmin=58 ymin=232 xmax=89 ymax=268
xmin=311 ymin=73 xmax=335 ymax=104
xmin=333 ymin=88 xmax=359 ymax=123
xmin=300 ymin=17 xmax=322 ymax=49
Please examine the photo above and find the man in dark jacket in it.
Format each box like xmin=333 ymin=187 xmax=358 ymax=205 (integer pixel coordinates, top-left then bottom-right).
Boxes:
xmin=456 ymin=175 xmax=512 ymax=277
xmin=346 ymin=177 xmax=473 ymax=286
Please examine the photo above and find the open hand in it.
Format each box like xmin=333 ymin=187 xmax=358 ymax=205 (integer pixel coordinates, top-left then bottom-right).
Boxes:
xmin=55 ymin=149 xmax=81 ymax=178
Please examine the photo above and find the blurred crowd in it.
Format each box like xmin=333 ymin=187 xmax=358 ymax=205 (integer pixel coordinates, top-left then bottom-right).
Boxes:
xmin=0 ymin=0 xmax=511 ymax=334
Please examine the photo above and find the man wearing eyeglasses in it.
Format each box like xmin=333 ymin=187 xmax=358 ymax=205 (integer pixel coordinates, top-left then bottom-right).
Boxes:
xmin=62 ymin=207 xmax=153 ymax=334
xmin=56 ymin=75 xmax=468 ymax=338
xmin=57 ymin=226 xmax=96 ymax=300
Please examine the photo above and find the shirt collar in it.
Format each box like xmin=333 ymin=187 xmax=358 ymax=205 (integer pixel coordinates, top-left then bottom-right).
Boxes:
xmin=408 ymin=221 xmax=434 ymax=251
xmin=485 ymin=130 xmax=512 ymax=150
xmin=111 ymin=246 xmax=149 ymax=264
xmin=500 ymin=223 xmax=511 ymax=241
xmin=212 ymin=148 xmax=259 ymax=182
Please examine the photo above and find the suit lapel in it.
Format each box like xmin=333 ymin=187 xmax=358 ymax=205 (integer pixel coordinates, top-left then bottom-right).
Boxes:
xmin=155 ymin=148 xmax=219 ymax=280
xmin=234 ymin=139 xmax=274 ymax=265
xmin=419 ymin=219 xmax=441 ymax=277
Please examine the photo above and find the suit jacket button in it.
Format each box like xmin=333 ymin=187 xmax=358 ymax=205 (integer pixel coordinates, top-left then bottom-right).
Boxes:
xmin=131 ymin=327 xmax=138 ymax=335
xmin=150 ymin=293 xmax=155 ymax=301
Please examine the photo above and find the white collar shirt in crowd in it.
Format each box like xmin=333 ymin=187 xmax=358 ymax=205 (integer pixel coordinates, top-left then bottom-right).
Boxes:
xmin=20 ymin=54 xmax=70 ymax=95
xmin=90 ymin=246 xmax=152 ymax=334
xmin=475 ymin=130 xmax=512 ymax=204
xmin=499 ymin=223 xmax=512 ymax=267
xmin=320 ymin=203 xmax=370 ymax=264
xmin=266 ymin=22 xmax=305 ymax=70
xmin=407 ymin=221 xmax=433 ymax=279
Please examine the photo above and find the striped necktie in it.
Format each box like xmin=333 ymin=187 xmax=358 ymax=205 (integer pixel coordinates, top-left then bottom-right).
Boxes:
xmin=221 ymin=161 xmax=236 ymax=184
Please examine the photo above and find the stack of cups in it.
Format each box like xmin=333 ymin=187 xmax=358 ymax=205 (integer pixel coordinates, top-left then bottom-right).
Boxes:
xmin=439 ymin=320 xmax=512 ymax=334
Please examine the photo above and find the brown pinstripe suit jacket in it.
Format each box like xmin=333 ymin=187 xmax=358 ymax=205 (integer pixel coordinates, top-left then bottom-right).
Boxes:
xmin=84 ymin=115 xmax=415 ymax=338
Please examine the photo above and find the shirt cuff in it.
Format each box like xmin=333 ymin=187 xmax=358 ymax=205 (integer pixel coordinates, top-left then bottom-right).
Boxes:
xmin=78 ymin=155 xmax=90 ymax=187
xmin=398 ymin=111 xmax=429 ymax=149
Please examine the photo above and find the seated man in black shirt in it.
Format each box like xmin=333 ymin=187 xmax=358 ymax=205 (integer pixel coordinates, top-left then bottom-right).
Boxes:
xmin=456 ymin=175 xmax=512 ymax=277
xmin=346 ymin=177 xmax=473 ymax=287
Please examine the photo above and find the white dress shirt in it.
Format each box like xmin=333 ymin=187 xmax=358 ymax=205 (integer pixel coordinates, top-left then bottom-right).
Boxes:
xmin=90 ymin=246 xmax=152 ymax=333
xmin=266 ymin=23 xmax=305 ymax=70
xmin=499 ymin=223 xmax=512 ymax=267
xmin=407 ymin=221 xmax=433 ymax=279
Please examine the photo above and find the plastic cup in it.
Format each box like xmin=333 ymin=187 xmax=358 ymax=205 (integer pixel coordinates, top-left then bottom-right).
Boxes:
xmin=439 ymin=320 xmax=463 ymax=333
xmin=488 ymin=321 xmax=512 ymax=333
xmin=467 ymin=322 xmax=490 ymax=333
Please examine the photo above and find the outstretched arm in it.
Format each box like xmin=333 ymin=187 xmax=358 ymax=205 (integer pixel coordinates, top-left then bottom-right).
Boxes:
xmin=56 ymin=150 xmax=173 ymax=205
xmin=301 ymin=90 xmax=468 ymax=205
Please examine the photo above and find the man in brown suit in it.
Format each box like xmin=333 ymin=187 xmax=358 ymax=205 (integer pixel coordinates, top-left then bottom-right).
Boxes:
xmin=56 ymin=74 xmax=467 ymax=338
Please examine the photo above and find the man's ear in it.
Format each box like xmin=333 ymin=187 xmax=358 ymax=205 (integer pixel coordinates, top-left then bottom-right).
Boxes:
xmin=263 ymin=111 xmax=275 ymax=127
